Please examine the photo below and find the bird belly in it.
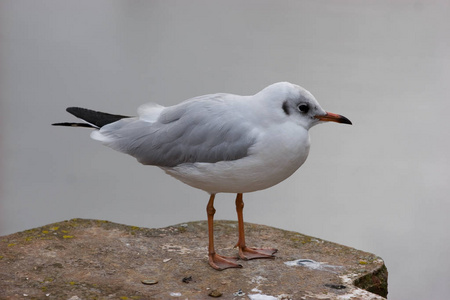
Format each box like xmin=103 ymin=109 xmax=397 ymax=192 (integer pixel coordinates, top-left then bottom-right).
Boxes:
xmin=162 ymin=128 xmax=310 ymax=194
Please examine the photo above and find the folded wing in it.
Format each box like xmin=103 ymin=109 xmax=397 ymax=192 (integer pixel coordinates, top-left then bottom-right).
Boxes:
xmin=92 ymin=94 xmax=257 ymax=167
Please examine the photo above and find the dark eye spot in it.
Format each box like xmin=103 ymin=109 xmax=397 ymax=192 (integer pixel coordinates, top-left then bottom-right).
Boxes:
xmin=282 ymin=101 xmax=290 ymax=115
xmin=297 ymin=104 xmax=309 ymax=113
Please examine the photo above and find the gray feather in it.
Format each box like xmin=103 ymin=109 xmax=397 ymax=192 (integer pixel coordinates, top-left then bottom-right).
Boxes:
xmin=96 ymin=94 xmax=256 ymax=167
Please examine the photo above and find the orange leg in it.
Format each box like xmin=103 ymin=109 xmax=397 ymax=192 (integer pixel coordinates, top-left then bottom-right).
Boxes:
xmin=207 ymin=194 xmax=242 ymax=270
xmin=235 ymin=193 xmax=278 ymax=260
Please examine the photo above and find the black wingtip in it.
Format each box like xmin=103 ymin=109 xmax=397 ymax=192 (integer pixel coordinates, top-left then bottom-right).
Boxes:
xmin=66 ymin=107 xmax=84 ymax=114
xmin=52 ymin=122 xmax=96 ymax=128
xmin=64 ymin=107 xmax=131 ymax=128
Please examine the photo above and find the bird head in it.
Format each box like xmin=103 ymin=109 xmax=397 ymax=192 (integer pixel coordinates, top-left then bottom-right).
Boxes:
xmin=259 ymin=82 xmax=352 ymax=130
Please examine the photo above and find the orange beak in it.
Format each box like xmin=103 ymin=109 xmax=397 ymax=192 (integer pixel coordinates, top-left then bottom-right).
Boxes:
xmin=315 ymin=112 xmax=352 ymax=125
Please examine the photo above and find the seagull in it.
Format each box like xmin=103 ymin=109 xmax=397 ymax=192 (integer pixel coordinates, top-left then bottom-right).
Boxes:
xmin=53 ymin=82 xmax=351 ymax=270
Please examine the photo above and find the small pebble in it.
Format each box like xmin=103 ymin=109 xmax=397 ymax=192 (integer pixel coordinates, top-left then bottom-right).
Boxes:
xmin=163 ymin=258 xmax=172 ymax=263
xmin=208 ymin=289 xmax=223 ymax=297
xmin=233 ymin=289 xmax=245 ymax=297
xmin=141 ymin=279 xmax=158 ymax=285
xmin=325 ymin=284 xmax=346 ymax=290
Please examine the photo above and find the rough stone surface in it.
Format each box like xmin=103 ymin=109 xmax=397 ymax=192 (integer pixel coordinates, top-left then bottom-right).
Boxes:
xmin=0 ymin=219 xmax=388 ymax=299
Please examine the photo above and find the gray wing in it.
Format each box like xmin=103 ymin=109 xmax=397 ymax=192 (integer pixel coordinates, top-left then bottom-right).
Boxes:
xmin=94 ymin=94 xmax=257 ymax=167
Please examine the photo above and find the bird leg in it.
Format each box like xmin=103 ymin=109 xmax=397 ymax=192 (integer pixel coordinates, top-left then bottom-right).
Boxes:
xmin=235 ymin=193 xmax=278 ymax=260
xmin=207 ymin=194 xmax=242 ymax=270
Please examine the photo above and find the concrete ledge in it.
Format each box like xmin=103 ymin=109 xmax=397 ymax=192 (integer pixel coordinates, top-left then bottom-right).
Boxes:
xmin=0 ymin=219 xmax=387 ymax=299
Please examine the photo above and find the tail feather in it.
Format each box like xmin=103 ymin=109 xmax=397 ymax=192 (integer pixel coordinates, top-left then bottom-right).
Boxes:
xmin=52 ymin=107 xmax=131 ymax=128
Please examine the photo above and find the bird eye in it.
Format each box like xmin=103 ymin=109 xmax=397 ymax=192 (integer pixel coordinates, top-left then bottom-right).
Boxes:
xmin=297 ymin=104 xmax=309 ymax=113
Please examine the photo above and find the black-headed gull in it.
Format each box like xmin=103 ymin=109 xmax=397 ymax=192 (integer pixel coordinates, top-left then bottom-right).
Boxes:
xmin=53 ymin=82 xmax=352 ymax=270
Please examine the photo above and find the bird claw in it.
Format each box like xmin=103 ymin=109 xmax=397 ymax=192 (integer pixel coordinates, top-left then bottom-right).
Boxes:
xmin=238 ymin=246 xmax=278 ymax=260
xmin=209 ymin=253 xmax=242 ymax=270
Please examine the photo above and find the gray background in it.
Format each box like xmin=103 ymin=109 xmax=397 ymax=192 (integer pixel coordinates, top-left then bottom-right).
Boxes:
xmin=1 ymin=1 xmax=449 ymax=299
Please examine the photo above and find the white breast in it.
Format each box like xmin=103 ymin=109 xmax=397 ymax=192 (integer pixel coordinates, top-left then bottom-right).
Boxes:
xmin=162 ymin=123 xmax=310 ymax=194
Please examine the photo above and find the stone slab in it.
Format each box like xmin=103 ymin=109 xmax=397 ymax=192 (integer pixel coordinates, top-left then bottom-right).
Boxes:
xmin=0 ymin=219 xmax=387 ymax=299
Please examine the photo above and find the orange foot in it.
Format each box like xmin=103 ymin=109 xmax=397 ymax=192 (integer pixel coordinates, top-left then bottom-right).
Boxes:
xmin=238 ymin=246 xmax=278 ymax=260
xmin=209 ymin=253 xmax=242 ymax=270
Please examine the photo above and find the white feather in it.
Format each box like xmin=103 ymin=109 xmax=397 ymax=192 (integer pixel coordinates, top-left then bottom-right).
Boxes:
xmin=137 ymin=102 xmax=165 ymax=122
